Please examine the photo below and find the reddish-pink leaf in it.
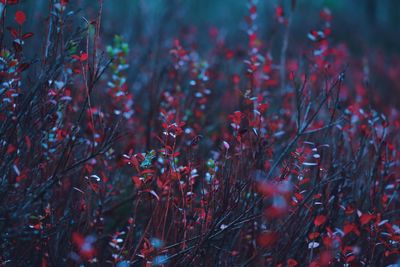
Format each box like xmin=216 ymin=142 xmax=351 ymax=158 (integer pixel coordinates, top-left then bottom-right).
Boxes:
xmin=72 ymin=232 xmax=96 ymax=260
xmin=16 ymin=173 xmax=27 ymax=183
xmin=257 ymin=231 xmax=278 ymax=248
xmin=314 ymin=215 xmax=327 ymax=227
xmin=1 ymin=0 xmax=19 ymax=5
xmin=15 ymin=11 xmax=26 ymax=26
xmin=17 ymin=63 xmax=30 ymax=73
xmin=131 ymin=176 xmax=142 ymax=187
xmin=6 ymin=144 xmax=16 ymax=154
xmin=22 ymin=32 xmax=34 ymax=40
xmin=71 ymin=55 xmax=80 ymax=60
xmin=80 ymin=53 xmax=88 ymax=62
xmin=287 ymin=258 xmax=298 ymax=267
xmin=343 ymin=223 xmax=360 ymax=236
xmin=7 ymin=27 xmax=19 ymax=38
xmin=25 ymin=136 xmax=31 ymax=149
xmin=360 ymin=214 xmax=375 ymax=225
xmin=308 ymin=232 xmax=320 ymax=240
xmin=232 ymin=74 xmax=240 ymax=84
xmin=276 ymin=6 xmax=284 ymax=17
xmin=72 ymin=232 xmax=85 ymax=247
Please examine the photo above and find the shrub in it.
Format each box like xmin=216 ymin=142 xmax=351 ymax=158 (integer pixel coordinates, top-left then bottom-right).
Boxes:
xmin=0 ymin=0 xmax=399 ymax=266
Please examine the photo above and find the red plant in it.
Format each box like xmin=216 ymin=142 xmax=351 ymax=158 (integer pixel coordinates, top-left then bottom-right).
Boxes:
xmin=0 ymin=0 xmax=399 ymax=266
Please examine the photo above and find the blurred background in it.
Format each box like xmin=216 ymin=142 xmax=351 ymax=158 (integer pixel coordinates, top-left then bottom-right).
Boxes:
xmin=4 ymin=0 xmax=400 ymax=107
xmin=11 ymin=0 xmax=400 ymax=52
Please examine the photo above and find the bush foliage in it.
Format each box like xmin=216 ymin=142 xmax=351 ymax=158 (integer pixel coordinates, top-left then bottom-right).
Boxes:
xmin=0 ymin=0 xmax=399 ymax=266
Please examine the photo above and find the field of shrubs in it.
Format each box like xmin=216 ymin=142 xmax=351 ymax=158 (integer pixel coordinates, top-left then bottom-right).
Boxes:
xmin=0 ymin=0 xmax=399 ymax=266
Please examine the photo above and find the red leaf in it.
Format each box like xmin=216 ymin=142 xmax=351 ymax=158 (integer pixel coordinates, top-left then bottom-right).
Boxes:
xmin=1 ymin=0 xmax=19 ymax=5
xmin=16 ymin=173 xmax=27 ymax=183
xmin=72 ymin=53 xmax=89 ymax=62
xmin=249 ymin=5 xmax=257 ymax=15
xmin=257 ymin=231 xmax=278 ymax=248
xmin=22 ymin=32 xmax=34 ymax=40
xmin=344 ymin=205 xmax=355 ymax=215
xmin=6 ymin=144 xmax=16 ymax=154
xmin=41 ymin=257 xmax=47 ymax=267
xmin=25 ymin=136 xmax=31 ymax=150
xmin=276 ymin=6 xmax=284 ymax=17
xmin=287 ymin=259 xmax=298 ymax=267
xmin=80 ymin=53 xmax=88 ymax=62
xmin=131 ymin=176 xmax=142 ymax=187
xmin=71 ymin=55 xmax=80 ymax=60
xmin=308 ymin=232 xmax=320 ymax=240
xmin=9 ymin=60 xmax=17 ymax=68
xmin=232 ymin=74 xmax=240 ymax=84
xmin=314 ymin=215 xmax=327 ymax=226
xmin=15 ymin=11 xmax=26 ymax=26
xmin=72 ymin=232 xmax=96 ymax=260
xmin=343 ymin=223 xmax=360 ymax=236
xmin=128 ymin=156 xmax=140 ymax=172
xmin=265 ymin=204 xmax=289 ymax=219
xmin=72 ymin=232 xmax=85 ymax=247
xmin=360 ymin=214 xmax=375 ymax=225
xmin=6 ymin=27 xmax=18 ymax=39
xmin=17 ymin=63 xmax=30 ymax=73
